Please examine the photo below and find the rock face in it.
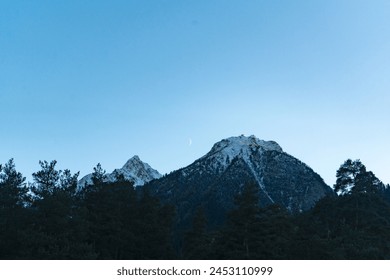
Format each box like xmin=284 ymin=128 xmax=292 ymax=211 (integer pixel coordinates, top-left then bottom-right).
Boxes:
xmin=78 ymin=155 xmax=162 ymax=189
xmin=145 ymin=135 xmax=334 ymax=227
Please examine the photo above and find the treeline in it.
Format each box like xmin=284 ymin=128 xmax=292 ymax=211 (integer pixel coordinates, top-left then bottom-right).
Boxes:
xmin=1 ymin=158 xmax=390 ymax=259
xmin=0 ymin=160 xmax=175 ymax=259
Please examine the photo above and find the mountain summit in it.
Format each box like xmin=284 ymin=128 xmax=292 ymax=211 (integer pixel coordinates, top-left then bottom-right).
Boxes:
xmin=145 ymin=135 xmax=333 ymax=227
xmin=199 ymin=135 xmax=283 ymax=173
xmin=78 ymin=155 xmax=162 ymax=188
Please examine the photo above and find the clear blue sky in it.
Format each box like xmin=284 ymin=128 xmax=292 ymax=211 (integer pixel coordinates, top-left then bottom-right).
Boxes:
xmin=1 ymin=0 xmax=389 ymax=186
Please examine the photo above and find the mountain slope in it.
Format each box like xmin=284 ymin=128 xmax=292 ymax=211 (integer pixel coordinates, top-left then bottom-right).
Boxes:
xmin=78 ymin=155 xmax=162 ymax=188
xmin=145 ymin=135 xmax=334 ymax=227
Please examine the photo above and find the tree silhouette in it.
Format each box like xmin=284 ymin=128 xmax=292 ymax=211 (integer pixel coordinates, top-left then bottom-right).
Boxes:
xmin=183 ymin=207 xmax=212 ymax=259
xmin=0 ymin=159 xmax=29 ymax=259
xmin=334 ymin=159 xmax=384 ymax=195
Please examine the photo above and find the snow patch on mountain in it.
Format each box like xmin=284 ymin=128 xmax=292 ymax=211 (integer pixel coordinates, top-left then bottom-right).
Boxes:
xmin=200 ymin=135 xmax=282 ymax=173
xmin=78 ymin=155 xmax=162 ymax=188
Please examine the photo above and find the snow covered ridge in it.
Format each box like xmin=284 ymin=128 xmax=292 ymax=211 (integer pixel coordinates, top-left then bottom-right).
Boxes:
xmin=198 ymin=135 xmax=283 ymax=172
xmin=207 ymin=135 xmax=283 ymax=156
xmin=78 ymin=155 xmax=162 ymax=188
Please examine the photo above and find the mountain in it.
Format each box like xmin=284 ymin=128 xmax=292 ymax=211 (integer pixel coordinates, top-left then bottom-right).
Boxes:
xmin=78 ymin=155 xmax=162 ymax=188
xmin=144 ymin=135 xmax=334 ymax=228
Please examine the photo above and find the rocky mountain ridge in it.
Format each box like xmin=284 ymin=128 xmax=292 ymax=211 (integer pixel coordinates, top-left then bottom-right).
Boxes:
xmin=78 ymin=155 xmax=162 ymax=188
xmin=144 ymin=135 xmax=334 ymax=227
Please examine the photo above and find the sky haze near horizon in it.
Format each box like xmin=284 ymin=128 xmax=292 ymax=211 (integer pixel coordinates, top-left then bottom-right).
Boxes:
xmin=1 ymin=0 xmax=389 ymax=186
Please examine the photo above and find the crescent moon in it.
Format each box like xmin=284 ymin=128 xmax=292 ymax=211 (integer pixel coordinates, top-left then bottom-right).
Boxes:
xmin=188 ymin=138 xmax=192 ymax=146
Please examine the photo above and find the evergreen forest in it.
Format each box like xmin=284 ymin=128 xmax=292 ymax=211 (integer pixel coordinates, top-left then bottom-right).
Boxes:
xmin=1 ymin=158 xmax=390 ymax=259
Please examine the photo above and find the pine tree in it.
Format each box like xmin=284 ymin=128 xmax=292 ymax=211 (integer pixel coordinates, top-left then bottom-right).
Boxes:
xmin=334 ymin=159 xmax=384 ymax=195
xmin=183 ymin=207 xmax=211 ymax=259
xmin=0 ymin=159 xmax=28 ymax=208
xmin=91 ymin=163 xmax=106 ymax=186
xmin=31 ymin=160 xmax=60 ymax=199
xmin=354 ymin=170 xmax=384 ymax=194
xmin=334 ymin=159 xmax=365 ymax=195
xmin=0 ymin=159 xmax=30 ymax=259
xmin=255 ymin=204 xmax=293 ymax=259
xmin=133 ymin=188 xmax=175 ymax=259
xmin=216 ymin=182 xmax=261 ymax=259
xmin=26 ymin=160 xmax=88 ymax=259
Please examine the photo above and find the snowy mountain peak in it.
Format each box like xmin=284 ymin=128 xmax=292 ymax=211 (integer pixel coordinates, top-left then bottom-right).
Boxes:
xmin=122 ymin=155 xmax=143 ymax=169
xmin=196 ymin=135 xmax=283 ymax=176
xmin=78 ymin=156 xmax=162 ymax=189
xmin=206 ymin=135 xmax=282 ymax=159
xmin=115 ymin=155 xmax=162 ymax=186
xmin=217 ymin=135 xmax=282 ymax=152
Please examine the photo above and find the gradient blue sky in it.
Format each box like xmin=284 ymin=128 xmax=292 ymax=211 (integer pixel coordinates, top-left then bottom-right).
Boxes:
xmin=1 ymin=0 xmax=389 ymax=186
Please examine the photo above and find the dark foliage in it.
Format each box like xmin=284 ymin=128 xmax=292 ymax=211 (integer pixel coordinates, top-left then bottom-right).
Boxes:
xmin=1 ymin=158 xmax=390 ymax=259
xmin=0 ymin=160 xmax=175 ymax=260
